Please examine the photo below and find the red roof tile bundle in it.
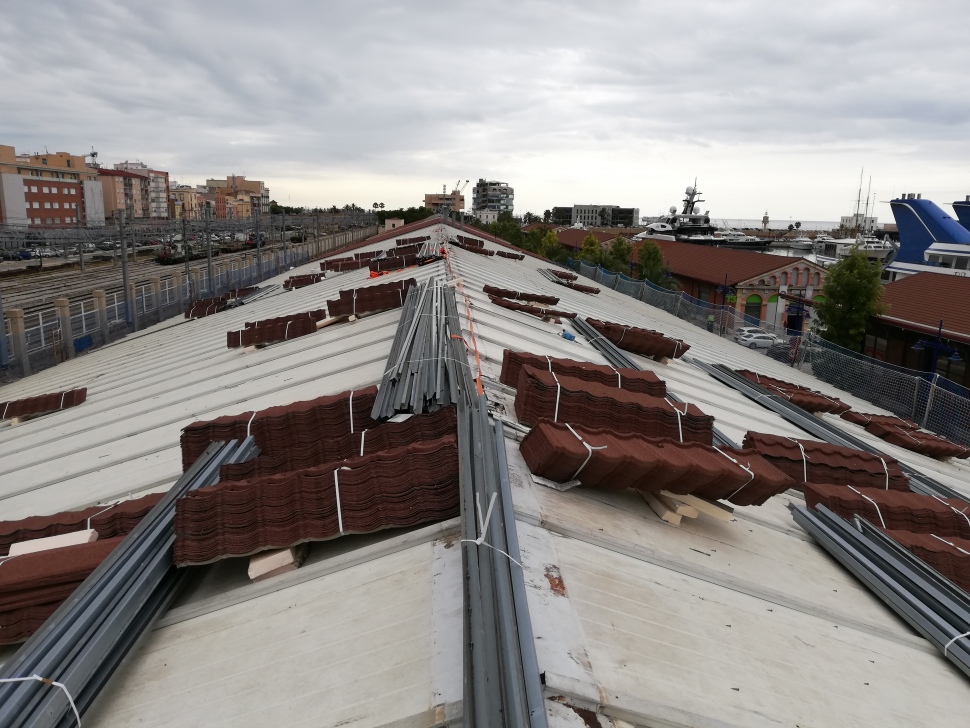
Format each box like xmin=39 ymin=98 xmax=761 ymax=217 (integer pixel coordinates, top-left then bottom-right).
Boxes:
xmin=184 ymin=288 xmax=259 ymax=319
xmin=496 ymin=250 xmax=525 ymax=260
xmin=179 ymin=386 xmax=379 ymax=470
xmin=0 ymin=493 xmax=164 ymax=556
xmin=325 ymin=278 xmax=417 ymax=318
xmin=586 ymin=318 xmax=690 ymax=359
xmin=391 ymin=243 xmax=423 ymax=257
xmin=219 ymin=406 xmax=457 ymax=482
xmin=742 ymin=432 xmax=909 ymax=490
xmin=804 ymin=483 xmax=970 ymax=539
xmin=483 ymin=285 xmax=560 ymax=306
xmin=499 ymin=350 xmax=666 ymax=397
xmin=369 ymin=254 xmax=417 ymax=273
xmin=840 ymin=411 xmax=919 ymax=430
xmin=354 ymin=250 xmax=381 ymax=261
xmin=547 ymin=269 xmax=577 ymax=281
xmin=174 ymin=434 xmax=460 ymax=566
xmin=514 ymin=366 xmax=713 ymax=444
xmin=455 ymin=235 xmax=484 ymax=248
xmin=226 ymin=310 xmax=328 ymax=348
xmin=452 ymin=240 xmax=495 ymax=256
xmin=863 ymin=423 xmax=970 ymax=460
xmin=0 ymin=388 xmax=87 ymax=421
xmin=883 ymin=530 xmax=970 ymax=592
xmin=520 ymin=420 xmax=793 ymax=506
xmin=321 ymin=258 xmax=368 ymax=273
xmin=283 ymin=273 xmax=324 ymax=290
xmin=396 ymin=235 xmax=431 ymax=246
xmin=736 ymin=370 xmax=850 ymax=414
xmin=0 ymin=537 xmax=124 ymax=645
xmin=488 ymin=295 xmax=577 ymax=320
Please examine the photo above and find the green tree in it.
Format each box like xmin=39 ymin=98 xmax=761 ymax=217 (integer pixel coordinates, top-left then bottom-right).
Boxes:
xmin=376 ymin=207 xmax=435 ymax=225
xmin=815 ymin=249 xmax=886 ymax=351
xmin=543 ymin=209 xmax=552 ymax=223
xmin=600 ymin=236 xmax=633 ymax=274
xmin=578 ymin=233 xmax=602 ymax=264
xmin=636 ymin=241 xmax=677 ymax=289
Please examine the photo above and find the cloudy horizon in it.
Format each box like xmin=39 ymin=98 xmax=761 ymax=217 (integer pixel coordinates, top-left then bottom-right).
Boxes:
xmin=2 ymin=0 xmax=969 ymax=224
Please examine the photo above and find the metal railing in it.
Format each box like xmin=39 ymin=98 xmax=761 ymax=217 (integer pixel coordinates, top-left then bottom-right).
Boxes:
xmin=24 ymin=309 xmax=60 ymax=352
xmin=69 ymin=300 xmax=98 ymax=336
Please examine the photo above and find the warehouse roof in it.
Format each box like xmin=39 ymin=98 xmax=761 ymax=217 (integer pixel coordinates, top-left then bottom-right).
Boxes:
xmin=1 ymin=222 xmax=970 ymax=726
xmin=876 ymin=271 xmax=970 ymax=343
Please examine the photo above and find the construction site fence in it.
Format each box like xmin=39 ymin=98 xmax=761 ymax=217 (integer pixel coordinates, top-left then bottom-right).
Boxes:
xmin=569 ymin=259 xmax=970 ymax=447
xmin=1 ymin=226 xmax=377 ymax=379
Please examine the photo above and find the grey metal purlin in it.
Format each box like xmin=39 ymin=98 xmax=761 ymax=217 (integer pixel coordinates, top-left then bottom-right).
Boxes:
xmin=571 ymin=317 xmax=740 ymax=449
xmin=791 ymin=504 xmax=970 ymax=679
xmin=0 ymin=438 xmax=257 ymax=727
xmin=692 ymin=359 xmax=969 ymax=503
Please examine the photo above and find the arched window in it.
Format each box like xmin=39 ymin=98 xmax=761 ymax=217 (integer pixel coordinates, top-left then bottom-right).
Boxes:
xmin=744 ymin=294 xmax=763 ymax=323
xmin=769 ymin=276 xmax=777 ymax=286
xmin=813 ymin=272 xmax=821 ymax=286
xmin=780 ymin=272 xmax=788 ymax=285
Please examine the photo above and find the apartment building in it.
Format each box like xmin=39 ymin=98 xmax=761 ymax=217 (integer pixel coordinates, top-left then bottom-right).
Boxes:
xmin=205 ymin=175 xmax=269 ymax=215
xmin=0 ymin=145 xmax=105 ymax=228
xmin=423 ymin=189 xmax=464 ymax=213
xmin=552 ymin=204 xmax=640 ymax=228
xmin=99 ymin=168 xmax=150 ymax=220
xmin=471 ymin=179 xmax=513 ymax=216
xmin=114 ymin=161 xmax=170 ymax=219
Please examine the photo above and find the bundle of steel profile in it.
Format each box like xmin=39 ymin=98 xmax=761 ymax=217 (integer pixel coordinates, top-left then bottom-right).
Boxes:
xmin=226 ymin=309 xmax=328 ymax=348
xmin=325 ymin=277 xmax=417 ymax=318
xmin=283 ymin=272 xmax=324 ymax=290
xmin=174 ymin=435 xmax=459 ymax=566
xmin=495 ymin=250 xmax=525 ymax=260
xmin=483 ymin=285 xmax=559 ymax=306
xmin=521 ymin=419 xmax=793 ymax=506
xmin=692 ymin=360 xmax=970 ymax=502
xmin=742 ymin=431 xmax=910 ymax=491
xmin=488 ymin=295 xmax=576 ymax=320
xmin=0 ymin=388 xmax=87 ymax=421
xmin=230 ymin=284 xmax=275 ymax=307
xmin=370 ymin=278 xmax=463 ymax=419
xmin=586 ymin=317 xmax=690 ymax=359
xmin=0 ymin=438 xmax=257 ymax=726
xmin=499 ymin=349 xmax=666 ymax=397
xmin=791 ymin=502 xmax=970 ymax=680
xmin=514 ymin=365 xmax=714 ymax=444
xmin=0 ymin=493 xmax=165 ymax=556
xmin=369 ymin=254 xmax=417 ymax=273
xmin=571 ymin=316 xmax=739 ymax=449
xmin=180 ymin=386 xmax=379 ymax=469
xmin=736 ymin=369 xmax=850 ymax=414
xmin=219 ymin=405 xmax=457 ymax=482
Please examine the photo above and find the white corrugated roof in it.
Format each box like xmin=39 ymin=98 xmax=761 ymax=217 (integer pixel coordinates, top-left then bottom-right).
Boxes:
xmin=2 ymin=221 xmax=970 ymax=727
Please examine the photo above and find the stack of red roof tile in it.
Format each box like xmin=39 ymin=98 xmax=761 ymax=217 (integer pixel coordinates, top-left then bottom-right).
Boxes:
xmin=283 ymin=273 xmax=324 ymax=290
xmin=397 ymin=235 xmax=431 ymax=245
xmin=586 ymin=318 xmax=690 ymax=359
xmin=514 ymin=366 xmax=713 ymax=444
xmin=488 ymin=295 xmax=577 ymax=320
xmin=321 ymin=258 xmax=368 ymax=273
xmin=499 ymin=350 xmax=666 ymax=397
xmin=0 ymin=537 xmax=124 ymax=645
xmin=452 ymin=240 xmax=494 ymax=256
xmin=483 ymin=285 xmax=560 ymax=306
xmin=0 ymin=493 xmax=163 ymax=556
xmin=354 ymin=250 xmax=381 ymax=261
xmin=369 ymin=254 xmax=417 ymax=273
xmin=742 ymin=432 xmax=909 ymax=490
xmin=804 ymin=483 xmax=970 ymax=539
xmin=0 ymin=388 xmax=87 ymax=421
xmin=391 ymin=243 xmax=422 ymax=257
xmin=736 ymin=370 xmax=851 ymax=414
xmin=840 ymin=411 xmax=919 ymax=429
xmin=219 ymin=406 xmax=457 ymax=482
xmin=185 ymin=295 xmax=227 ymax=319
xmin=520 ymin=420 xmax=793 ymax=506
xmin=864 ymin=423 xmax=970 ymax=460
xmin=174 ymin=434 xmax=460 ymax=565
xmin=325 ymin=278 xmax=417 ymax=317
xmin=496 ymin=250 xmax=525 ymax=260
xmin=179 ymin=386 xmax=379 ymax=470
xmin=547 ymin=269 xmax=577 ymax=281
xmin=226 ymin=310 xmax=328 ymax=348
xmin=883 ymin=530 xmax=970 ymax=592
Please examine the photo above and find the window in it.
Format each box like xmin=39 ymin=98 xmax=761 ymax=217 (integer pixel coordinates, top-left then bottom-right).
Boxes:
xmin=780 ymin=272 xmax=788 ymax=285
xmin=44 ymin=202 xmax=51 ymax=209
xmin=70 ymin=188 xmax=76 ymax=195
xmin=66 ymin=159 xmax=71 ymax=167
xmin=940 ymin=257 xmax=954 ymax=269
xmin=744 ymin=294 xmax=763 ymax=322
xmin=45 ymin=218 xmax=52 ymax=224
xmin=54 ymin=217 xmax=61 ymax=224
xmin=41 ymin=159 xmax=47 ymax=165
xmin=53 ymin=202 xmax=59 ymax=209
xmin=956 ymin=257 xmax=969 ymax=270
xmin=30 ymin=185 xmax=37 ymax=193
xmin=42 ymin=186 xmax=50 ymax=193
xmin=32 ymin=202 xmax=38 ymax=209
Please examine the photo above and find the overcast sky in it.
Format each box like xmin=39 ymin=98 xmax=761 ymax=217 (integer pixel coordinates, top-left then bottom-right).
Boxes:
xmin=2 ymin=0 xmax=969 ymax=224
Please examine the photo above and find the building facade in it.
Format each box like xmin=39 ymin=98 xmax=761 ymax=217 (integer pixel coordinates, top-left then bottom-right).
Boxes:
xmin=114 ymin=161 xmax=170 ymax=219
xmin=205 ymin=175 xmax=269 ymax=215
xmin=471 ymin=179 xmax=513 ymax=216
xmin=169 ymin=184 xmax=202 ymax=219
xmin=552 ymin=204 xmax=640 ymax=228
xmin=99 ymin=168 xmax=150 ymax=220
xmin=0 ymin=145 xmax=105 ymax=228
xmin=423 ymin=190 xmax=464 ymax=213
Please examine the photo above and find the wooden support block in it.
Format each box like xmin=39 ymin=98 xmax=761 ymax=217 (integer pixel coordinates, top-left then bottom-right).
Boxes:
xmin=10 ymin=529 xmax=99 ymax=555
xmin=660 ymin=491 xmax=734 ymax=521
xmin=641 ymin=492 xmax=681 ymax=526
xmin=315 ymin=315 xmax=348 ymax=330
xmin=657 ymin=494 xmax=699 ymax=518
xmin=248 ymin=543 xmax=310 ymax=582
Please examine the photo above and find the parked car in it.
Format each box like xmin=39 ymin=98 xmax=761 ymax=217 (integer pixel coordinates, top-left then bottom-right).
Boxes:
xmin=0 ymin=249 xmax=19 ymax=261
xmin=733 ymin=326 xmax=770 ymax=342
xmin=738 ymin=332 xmax=779 ymax=349
xmin=15 ymin=248 xmax=33 ymax=259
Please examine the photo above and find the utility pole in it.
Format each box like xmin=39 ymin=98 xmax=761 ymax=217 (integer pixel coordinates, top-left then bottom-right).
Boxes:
xmin=0 ymin=285 xmax=9 ymax=370
xmin=76 ymin=213 xmax=84 ymax=273
xmin=315 ymin=213 xmax=320 ymax=255
xmin=254 ymin=207 xmax=262 ymax=281
xmin=182 ymin=211 xmax=191 ymax=304
xmin=205 ymin=204 xmax=213 ymax=295
xmin=281 ymin=210 xmax=287 ymax=268
xmin=118 ymin=211 xmax=133 ymax=329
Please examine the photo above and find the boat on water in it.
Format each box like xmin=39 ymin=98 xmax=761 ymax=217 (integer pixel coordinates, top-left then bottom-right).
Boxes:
xmin=812 ymin=232 xmax=897 ymax=267
xmin=885 ymin=193 xmax=970 ymax=280
xmin=641 ymin=184 xmax=766 ymax=248
xmin=953 ymin=195 xmax=970 ymax=232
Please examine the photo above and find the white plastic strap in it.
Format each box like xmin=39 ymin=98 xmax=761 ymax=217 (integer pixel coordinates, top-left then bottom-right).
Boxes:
xmin=0 ymin=675 xmax=81 ymax=726
xmin=930 ymin=495 xmax=970 ymax=530
xmin=564 ymin=423 xmax=608 ymax=481
xmin=353 ymin=289 xmax=357 ymax=314
xmin=545 ymin=355 xmax=553 ymax=371
xmin=60 ymin=391 xmax=67 ymax=410
xmin=713 ymin=446 xmax=756 ymax=499
xmin=785 ymin=438 xmax=809 ymax=482
xmin=608 ymin=365 xmax=621 ymax=388
xmin=931 ymin=534 xmax=970 ymax=556
xmin=618 ymin=326 xmax=628 ymax=343
xmin=349 ymin=389 xmax=355 ymax=433
xmin=86 ymin=500 xmax=122 ymax=530
xmin=245 ymin=411 xmax=257 ymax=438
xmin=460 ymin=493 xmax=522 ymax=568
xmin=550 ymin=371 xmax=562 ymax=422
xmin=1 ymin=401 xmax=8 ymax=419
xmin=847 ymin=485 xmax=885 ymax=528
xmin=944 ymin=632 xmax=970 ymax=657
xmin=0 ymin=554 xmax=18 ymax=568
xmin=333 ymin=466 xmax=350 ymax=533
xmin=284 ymin=321 xmax=292 ymax=340
xmin=359 ymin=429 xmax=367 ymax=456
xmin=878 ymin=457 xmax=889 ymax=490
xmin=666 ymin=399 xmax=687 ymax=443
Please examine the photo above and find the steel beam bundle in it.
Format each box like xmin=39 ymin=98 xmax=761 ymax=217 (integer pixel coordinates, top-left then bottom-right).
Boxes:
xmin=571 ymin=317 xmax=740 ymax=449
xmin=0 ymin=438 xmax=258 ymax=727
xmin=371 ymin=277 xmax=461 ymax=419
xmin=792 ymin=503 xmax=970 ymax=679
xmin=692 ymin=360 xmax=968 ymax=503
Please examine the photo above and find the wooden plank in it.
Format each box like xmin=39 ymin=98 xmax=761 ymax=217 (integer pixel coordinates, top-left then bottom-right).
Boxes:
xmin=657 ymin=494 xmax=699 ymax=518
xmin=640 ymin=492 xmax=681 ymax=526
xmin=660 ymin=491 xmax=734 ymax=521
